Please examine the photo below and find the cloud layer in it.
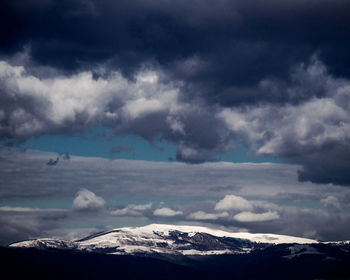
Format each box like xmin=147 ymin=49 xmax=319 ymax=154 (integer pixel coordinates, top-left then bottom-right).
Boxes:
xmin=1 ymin=55 xmax=349 ymax=184
xmin=0 ymin=149 xmax=349 ymax=244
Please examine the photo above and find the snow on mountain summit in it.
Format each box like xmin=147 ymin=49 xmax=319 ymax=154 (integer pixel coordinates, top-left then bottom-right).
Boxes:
xmin=10 ymin=223 xmax=318 ymax=256
xmin=118 ymin=224 xmax=318 ymax=244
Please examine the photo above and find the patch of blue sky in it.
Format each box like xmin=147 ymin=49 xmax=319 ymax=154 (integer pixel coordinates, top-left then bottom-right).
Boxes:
xmin=0 ymin=198 xmax=73 ymax=209
xmin=22 ymin=127 xmax=175 ymax=162
xmin=20 ymin=126 xmax=281 ymax=163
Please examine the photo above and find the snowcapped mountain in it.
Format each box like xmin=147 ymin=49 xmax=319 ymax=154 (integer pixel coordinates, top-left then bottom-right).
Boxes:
xmin=6 ymin=224 xmax=350 ymax=280
xmin=10 ymin=223 xmax=318 ymax=256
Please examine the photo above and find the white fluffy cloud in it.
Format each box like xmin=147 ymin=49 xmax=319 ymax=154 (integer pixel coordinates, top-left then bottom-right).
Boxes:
xmin=219 ymin=97 xmax=350 ymax=158
xmin=218 ymin=57 xmax=350 ymax=185
xmin=233 ymin=211 xmax=280 ymax=222
xmin=0 ymin=61 xmax=179 ymax=138
xmin=111 ymin=203 xmax=152 ymax=216
xmin=219 ymin=58 xmax=350 ymax=153
xmin=72 ymin=189 xmax=105 ymax=212
xmin=215 ymin=194 xmax=253 ymax=211
xmin=187 ymin=211 xmax=229 ymax=220
xmin=153 ymin=207 xmax=183 ymax=217
xmin=0 ymin=58 xmax=227 ymax=164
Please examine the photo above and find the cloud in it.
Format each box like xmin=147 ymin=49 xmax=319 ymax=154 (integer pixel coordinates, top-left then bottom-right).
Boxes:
xmin=153 ymin=207 xmax=183 ymax=217
xmin=0 ymin=61 xmax=178 ymax=139
xmin=0 ymin=204 xmax=117 ymax=246
xmin=111 ymin=203 xmax=152 ymax=216
xmin=72 ymin=189 xmax=105 ymax=212
xmin=215 ymin=194 xmax=253 ymax=211
xmin=0 ymin=206 xmax=63 ymax=212
xmin=2 ymin=148 xmax=348 ymax=203
xmin=218 ymin=57 xmax=350 ymax=185
xmin=0 ymin=59 xmax=225 ymax=164
xmin=187 ymin=211 xmax=229 ymax=220
xmin=2 ymin=0 xmax=350 ymax=88
xmin=1 ymin=148 xmax=350 ymax=242
xmin=186 ymin=194 xmax=280 ymax=222
xmin=233 ymin=211 xmax=280 ymax=222
xmin=2 ymin=53 xmax=349 ymax=183
xmin=320 ymin=196 xmax=341 ymax=211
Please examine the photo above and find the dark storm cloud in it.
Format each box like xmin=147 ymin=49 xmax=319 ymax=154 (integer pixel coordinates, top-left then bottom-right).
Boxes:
xmin=220 ymin=57 xmax=350 ymax=185
xmin=1 ymin=0 xmax=350 ymax=103
xmin=297 ymin=148 xmax=350 ymax=186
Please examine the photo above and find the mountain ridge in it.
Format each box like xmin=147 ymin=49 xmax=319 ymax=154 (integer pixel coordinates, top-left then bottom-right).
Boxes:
xmin=10 ymin=223 xmax=320 ymax=256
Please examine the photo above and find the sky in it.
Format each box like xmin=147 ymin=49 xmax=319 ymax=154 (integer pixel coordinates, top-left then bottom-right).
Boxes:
xmin=0 ymin=0 xmax=350 ymax=245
